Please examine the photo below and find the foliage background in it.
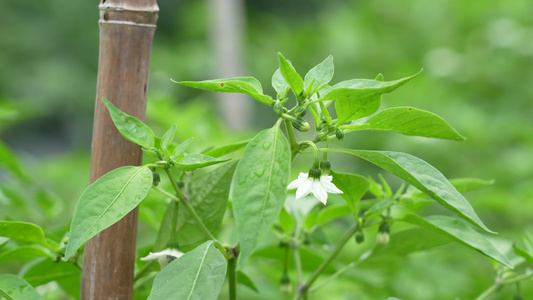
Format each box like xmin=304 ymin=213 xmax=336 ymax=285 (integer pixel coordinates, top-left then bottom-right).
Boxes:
xmin=1 ymin=0 xmax=532 ymax=299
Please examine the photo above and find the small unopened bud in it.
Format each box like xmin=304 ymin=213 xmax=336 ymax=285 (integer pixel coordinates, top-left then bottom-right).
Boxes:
xmin=274 ymin=100 xmax=284 ymax=114
xmin=294 ymin=106 xmax=307 ymax=117
xmin=292 ymin=117 xmax=310 ymax=132
xmin=355 ymin=232 xmax=365 ymax=244
xmin=152 ymin=170 xmax=161 ymax=186
xmin=376 ymin=231 xmax=390 ymax=245
xmin=320 ymin=160 xmax=331 ymax=175
xmin=335 ymin=129 xmax=344 ymax=140
xmin=279 ymin=274 xmax=292 ymax=294
xmin=377 ymin=221 xmax=391 ymax=245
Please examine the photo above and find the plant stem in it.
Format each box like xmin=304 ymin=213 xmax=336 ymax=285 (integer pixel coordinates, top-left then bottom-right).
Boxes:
xmin=294 ymin=223 xmax=359 ymax=300
xmin=285 ymin=119 xmax=299 ymax=159
xmin=292 ymin=242 xmax=304 ymax=285
xmin=228 ymin=257 xmax=238 ymax=300
xmin=475 ymin=272 xmax=533 ymax=300
xmin=163 ymin=169 xmax=217 ymax=243
xmin=309 ymin=261 xmax=356 ymax=292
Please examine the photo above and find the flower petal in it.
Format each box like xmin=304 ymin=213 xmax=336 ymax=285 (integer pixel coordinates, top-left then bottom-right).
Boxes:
xmin=140 ymin=248 xmax=184 ymax=261
xmin=321 ymin=176 xmax=343 ymax=194
xmin=312 ymin=180 xmax=328 ymax=205
xmin=287 ymin=173 xmax=309 ymax=190
xmin=295 ymin=178 xmax=313 ymax=200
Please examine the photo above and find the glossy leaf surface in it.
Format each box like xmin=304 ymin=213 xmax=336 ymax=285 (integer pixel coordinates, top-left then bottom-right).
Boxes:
xmin=0 ymin=221 xmax=54 ymax=250
xmin=345 ymin=107 xmax=465 ymax=140
xmin=326 ymin=71 xmax=420 ymax=123
xmin=148 ymin=241 xmax=227 ymax=300
xmin=65 ymin=166 xmax=153 ymax=259
xmin=278 ymin=53 xmax=304 ymax=97
xmin=203 ymin=139 xmax=249 ymax=158
xmin=0 ymin=274 xmax=43 ymax=300
xmin=177 ymin=161 xmax=237 ymax=250
xmin=403 ymin=214 xmax=513 ymax=268
xmin=176 ymin=77 xmax=273 ymax=105
xmin=271 ymin=68 xmax=290 ymax=99
xmin=232 ymin=126 xmax=291 ymax=269
xmin=174 ymin=153 xmax=230 ymax=171
xmin=328 ymin=149 xmax=494 ymax=233
xmin=304 ymin=55 xmax=334 ymax=95
xmin=102 ymin=98 xmax=154 ymax=149
xmin=331 ymin=171 xmax=368 ymax=216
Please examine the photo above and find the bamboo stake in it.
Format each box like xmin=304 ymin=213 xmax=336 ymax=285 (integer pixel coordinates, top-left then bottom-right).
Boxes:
xmin=81 ymin=1 xmax=158 ymax=299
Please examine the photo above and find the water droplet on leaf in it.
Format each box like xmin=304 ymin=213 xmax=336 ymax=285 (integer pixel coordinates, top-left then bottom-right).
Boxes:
xmin=254 ymin=168 xmax=265 ymax=177
xmin=263 ymin=141 xmax=272 ymax=150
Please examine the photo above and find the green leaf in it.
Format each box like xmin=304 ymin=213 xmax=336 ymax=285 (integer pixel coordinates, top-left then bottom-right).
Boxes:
xmin=161 ymin=124 xmax=176 ymax=153
xmin=364 ymin=199 xmax=395 ymax=218
xmin=175 ymin=77 xmax=273 ymax=105
xmin=304 ymin=55 xmax=334 ymax=95
xmin=448 ymin=178 xmax=494 ymax=192
xmin=22 ymin=258 xmax=80 ymax=288
xmin=272 ymin=68 xmax=290 ymax=99
xmin=148 ymin=241 xmax=227 ymax=300
xmin=203 ymin=139 xmax=249 ymax=158
xmin=171 ymin=137 xmax=193 ymax=161
xmin=0 ymin=221 xmax=55 ymax=251
xmin=153 ymin=201 xmax=179 ymax=252
xmin=278 ymin=53 xmax=304 ymax=98
xmin=403 ymin=214 xmax=513 ymax=268
xmin=65 ymin=166 xmax=153 ymax=259
xmin=237 ymin=271 xmax=259 ymax=292
xmin=328 ymin=149 xmax=495 ymax=233
xmin=0 ymin=274 xmax=43 ymax=300
xmin=174 ymin=153 xmax=230 ymax=171
xmin=0 ymin=245 xmax=51 ymax=262
xmin=177 ymin=161 xmax=238 ymax=250
xmin=331 ymin=172 xmax=368 ymax=217
xmin=102 ymin=98 xmax=155 ymax=149
xmin=326 ymin=71 xmax=421 ymax=123
xmin=513 ymin=244 xmax=533 ymax=264
xmin=232 ymin=125 xmax=291 ymax=269
xmin=371 ymin=226 xmax=452 ymax=257
xmin=345 ymin=107 xmax=466 ymax=140
xmin=315 ymin=204 xmax=351 ymax=226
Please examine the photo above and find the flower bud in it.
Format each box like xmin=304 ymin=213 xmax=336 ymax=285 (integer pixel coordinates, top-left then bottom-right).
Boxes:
xmin=292 ymin=117 xmax=310 ymax=132
xmin=355 ymin=232 xmax=365 ymax=244
xmin=335 ymin=129 xmax=344 ymax=140
xmin=279 ymin=274 xmax=292 ymax=294
xmin=376 ymin=231 xmax=390 ymax=245
xmin=274 ymin=100 xmax=284 ymax=115
xmin=320 ymin=160 xmax=331 ymax=175
xmin=294 ymin=106 xmax=307 ymax=117
xmin=152 ymin=170 xmax=161 ymax=186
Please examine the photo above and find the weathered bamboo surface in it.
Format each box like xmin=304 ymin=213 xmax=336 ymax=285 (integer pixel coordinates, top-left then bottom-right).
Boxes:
xmin=81 ymin=0 xmax=158 ymax=299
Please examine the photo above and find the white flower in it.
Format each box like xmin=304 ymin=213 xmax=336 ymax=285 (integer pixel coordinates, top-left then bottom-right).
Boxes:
xmin=141 ymin=248 xmax=184 ymax=268
xmin=287 ymin=172 xmax=343 ymax=205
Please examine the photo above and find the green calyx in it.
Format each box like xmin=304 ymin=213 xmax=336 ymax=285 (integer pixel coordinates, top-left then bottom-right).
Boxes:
xmin=309 ymin=167 xmax=322 ymax=180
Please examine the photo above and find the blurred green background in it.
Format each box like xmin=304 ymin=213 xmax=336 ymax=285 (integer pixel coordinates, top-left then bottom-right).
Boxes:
xmin=1 ymin=0 xmax=532 ymax=299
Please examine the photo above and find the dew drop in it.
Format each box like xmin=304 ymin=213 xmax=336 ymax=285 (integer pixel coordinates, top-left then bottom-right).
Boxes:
xmin=254 ymin=168 xmax=265 ymax=177
xmin=238 ymin=176 xmax=246 ymax=185
xmin=262 ymin=141 xmax=272 ymax=150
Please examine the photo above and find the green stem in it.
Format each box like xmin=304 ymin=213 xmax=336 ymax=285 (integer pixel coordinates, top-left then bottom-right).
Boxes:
xmin=309 ymin=261 xmax=356 ymax=293
xmin=292 ymin=242 xmax=303 ymax=285
xmin=285 ymin=119 xmax=299 ymax=159
xmin=475 ymin=272 xmax=533 ymax=300
xmin=295 ymin=223 xmax=359 ymax=299
xmin=163 ymin=169 xmax=218 ymax=244
xmin=228 ymin=257 xmax=238 ymax=300
xmin=134 ymin=260 xmax=155 ymax=282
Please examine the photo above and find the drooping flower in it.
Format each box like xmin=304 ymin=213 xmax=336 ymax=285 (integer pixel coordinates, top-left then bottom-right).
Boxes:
xmin=287 ymin=172 xmax=343 ymax=205
xmin=141 ymin=248 xmax=184 ymax=268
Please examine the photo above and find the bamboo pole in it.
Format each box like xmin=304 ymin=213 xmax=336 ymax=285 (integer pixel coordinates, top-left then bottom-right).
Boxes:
xmin=81 ymin=1 xmax=158 ymax=299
